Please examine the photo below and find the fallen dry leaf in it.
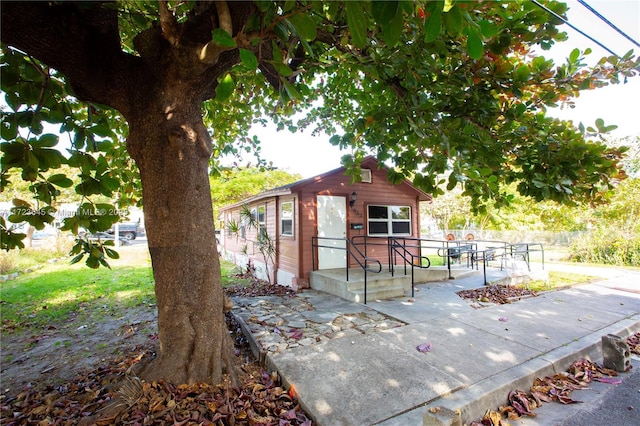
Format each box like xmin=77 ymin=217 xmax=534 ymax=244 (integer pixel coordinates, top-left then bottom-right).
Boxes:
xmin=416 ymin=342 xmax=433 ymax=353
xmin=457 ymin=285 xmax=537 ymax=306
xmin=0 ymin=312 xmax=313 ymax=426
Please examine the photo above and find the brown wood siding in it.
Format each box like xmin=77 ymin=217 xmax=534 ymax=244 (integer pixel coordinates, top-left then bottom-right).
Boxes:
xmin=295 ymin=167 xmax=423 ymax=280
xmin=297 ymin=190 xmax=317 ymax=282
xmin=220 ymin=158 xmax=430 ymax=287
xmin=275 ymin=195 xmax=298 ymax=279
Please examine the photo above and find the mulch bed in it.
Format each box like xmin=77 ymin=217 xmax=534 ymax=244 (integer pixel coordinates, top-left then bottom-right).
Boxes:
xmin=457 ymin=285 xmax=538 ymax=306
xmin=226 ymin=279 xmax=298 ymax=298
xmin=0 ymin=283 xmax=312 ymax=425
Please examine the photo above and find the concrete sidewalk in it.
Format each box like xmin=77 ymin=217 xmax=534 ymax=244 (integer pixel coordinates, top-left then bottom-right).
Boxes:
xmin=235 ymin=265 xmax=640 ymax=425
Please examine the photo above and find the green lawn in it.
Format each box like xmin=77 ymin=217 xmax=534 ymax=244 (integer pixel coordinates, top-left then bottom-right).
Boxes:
xmin=1 ymin=247 xmax=249 ymax=332
xmin=525 ymin=270 xmax=598 ymax=292
xmin=1 ymin=262 xmax=156 ymax=331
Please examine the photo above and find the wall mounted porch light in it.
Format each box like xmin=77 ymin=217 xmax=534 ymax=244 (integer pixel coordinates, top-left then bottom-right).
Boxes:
xmin=349 ymin=191 xmax=357 ymax=207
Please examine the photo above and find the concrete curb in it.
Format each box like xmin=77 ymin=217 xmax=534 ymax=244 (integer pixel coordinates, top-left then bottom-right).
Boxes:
xmin=231 ymin=280 xmax=639 ymax=426
xmin=230 ymin=312 xmax=268 ymax=366
xmin=414 ymin=315 xmax=640 ymax=426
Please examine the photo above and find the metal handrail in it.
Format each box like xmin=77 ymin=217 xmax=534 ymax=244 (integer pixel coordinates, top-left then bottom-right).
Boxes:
xmin=387 ymin=237 xmax=431 ymax=297
xmin=312 ymin=235 xmax=544 ymax=300
xmin=311 ymin=236 xmax=382 ymax=304
xmin=505 ymin=242 xmax=545 ymax=271
xmin=350 ymin=235 xmax=388 ymax=259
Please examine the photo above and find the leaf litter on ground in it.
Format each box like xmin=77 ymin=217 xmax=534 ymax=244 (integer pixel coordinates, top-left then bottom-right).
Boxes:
xmin=1 ymin=283 xmax=313 ymax=426
xmin=470 ymin=354 xmax=633 ymax=426
xmin=457 ymin=285 xmax=537 ymax=307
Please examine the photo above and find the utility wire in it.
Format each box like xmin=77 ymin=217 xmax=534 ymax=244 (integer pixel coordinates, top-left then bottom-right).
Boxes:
xmin=530 ymin=0 xmax=619 ymax=57
xmin=578 ymin=0 xmax=640 ymax=48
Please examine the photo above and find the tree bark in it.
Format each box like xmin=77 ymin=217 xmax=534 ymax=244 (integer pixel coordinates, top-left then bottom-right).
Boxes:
xmin=126 ymin=96 xmax=231 ymax=384
xmin=0 ymin=0 xmax=250 ymax=385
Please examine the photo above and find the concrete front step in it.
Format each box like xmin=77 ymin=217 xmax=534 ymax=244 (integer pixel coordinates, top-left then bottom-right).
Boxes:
xmin=310 ymin=266 xmax=478 ymax=303
xmin=310 ymin=270 xmax=407 ymax=303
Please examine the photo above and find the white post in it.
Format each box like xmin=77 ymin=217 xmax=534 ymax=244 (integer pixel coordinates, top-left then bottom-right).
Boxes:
xmin=114 ymin=221 xmax=120 ymax=247
xmin=114 ymin=193 xmax=120 ymax=247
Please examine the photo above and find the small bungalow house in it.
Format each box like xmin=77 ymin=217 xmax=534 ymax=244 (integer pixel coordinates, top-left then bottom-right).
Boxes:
xmin=218 ymin=156 xmax=431 ymax=289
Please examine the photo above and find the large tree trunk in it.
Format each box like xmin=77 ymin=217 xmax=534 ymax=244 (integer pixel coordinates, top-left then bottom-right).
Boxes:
xmin=126 ymin=98 xmax=230 ymax=385
xmin=1 ymin=0 xmax=248 ymax=386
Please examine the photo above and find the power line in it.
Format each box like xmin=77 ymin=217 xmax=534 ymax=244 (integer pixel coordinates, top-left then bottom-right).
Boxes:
xmin=578 ymin=0 xmax=640 ymax=49
xmin=530 ymin=0 xmax=619 ymax=57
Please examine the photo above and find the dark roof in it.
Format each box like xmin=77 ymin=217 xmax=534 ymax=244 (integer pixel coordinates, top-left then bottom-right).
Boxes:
xmin=219 ymin=156 xmax=431 ymax=211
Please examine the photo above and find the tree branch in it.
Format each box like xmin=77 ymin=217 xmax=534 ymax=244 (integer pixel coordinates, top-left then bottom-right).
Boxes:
xmin=199 ymin=0 xmax=234 ymax=65
xmin=215 ymin=0 xmax=233 ymax=34
xmin=159 ymin=0 xmax=180 ymax=46
xmin=0 ymin=1 xmax=139 ymax=115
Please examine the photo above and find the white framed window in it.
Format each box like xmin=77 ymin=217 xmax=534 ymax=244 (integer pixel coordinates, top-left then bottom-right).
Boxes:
xmin=254 ymin=205 xmax=266 ymax=239
xmin=280 ymin=201 xmax=294 ymax=237
xmin=367 ymin=205 xmax=411 ymax=236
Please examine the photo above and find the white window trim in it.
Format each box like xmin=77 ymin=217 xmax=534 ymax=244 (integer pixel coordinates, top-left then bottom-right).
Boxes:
xmin=256 ymin=205 xmax=266 ymax=239
xmin=360 ymin=168 xmax=372 ymax=183
xmin=367 ymin=205 xmax=412 ymax=236
xmin=280 ymin=201 xmax=294 ymax=237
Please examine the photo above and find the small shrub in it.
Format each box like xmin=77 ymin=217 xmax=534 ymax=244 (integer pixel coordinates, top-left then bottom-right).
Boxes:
xmin=570 ymin=229 xmax=640 ymax=267
xmin=0 ymin=251 xmax=16 ymax=274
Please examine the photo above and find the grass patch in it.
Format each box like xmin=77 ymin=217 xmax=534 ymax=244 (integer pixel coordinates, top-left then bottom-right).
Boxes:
xmin=0 ymin=248 xmax=60 ymax=274
xmin=427 ymin=256 xmax=445 ymax=267
xmin=1 ymin=262 xmax=156 ymax=332
xmin=525 ymin=270 xmax=597 ymax=292
xmin=1 ymin=249 xmax=254 ymax=332
xmin=0 ymin=235 xmax=75 ymax=274
xmin=220 ymin=260 xmax=252 ymax=288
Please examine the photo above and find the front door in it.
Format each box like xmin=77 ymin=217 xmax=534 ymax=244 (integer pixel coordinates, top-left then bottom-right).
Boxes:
xmin=317 ymin=195 xmax=347 ymax=269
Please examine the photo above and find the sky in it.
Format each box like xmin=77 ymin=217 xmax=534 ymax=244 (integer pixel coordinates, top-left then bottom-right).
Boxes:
xmin=235 ymin=0 xmax=640 ymax=178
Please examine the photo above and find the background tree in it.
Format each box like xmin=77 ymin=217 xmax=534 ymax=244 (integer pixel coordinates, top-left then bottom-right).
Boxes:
xmin=210 ymin=167 xmax=302 ymax=217
xmin=1 ymin=1 xmax=638 ymax=386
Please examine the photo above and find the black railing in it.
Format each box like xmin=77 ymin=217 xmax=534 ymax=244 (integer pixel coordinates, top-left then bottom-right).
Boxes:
xmin=311 ymin=236 xmax=382 ymax=304
xmin=446 ymin=240 xmax=545 ymax=285
xmin=387 ymin=237 xmax=431 ymax=297
xmin=312 ymin=235 xmax=544 ymax=299
xmin=506 ymin=242 xmax=545 ymax=271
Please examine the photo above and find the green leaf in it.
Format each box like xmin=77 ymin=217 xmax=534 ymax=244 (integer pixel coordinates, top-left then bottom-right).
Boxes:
xmin=99 ymin=176 xmax=120 ymax=192
xmin=288 ymin=13 xmax=317 ymax=41
xmin=443 ymin=0 xmax=454 ymax=13
xmin=271 ymin=61 xmax=293 ymax=77
xmin=47 ymin=173 xmax=73 ymax=188
xmin=12 ymin=198 xmax=32 ymax=208
xmin=239 ymin=49 xmax=259 ymax=70
xmin=1 ymin=119 xmax=18 ymax=141
xmin=424 ymin=8 xmax=442 ymax=43
xmin=104 ymin=247 xmax=120 ymax=259
xmin=283 ymin=0 xmax=296 ymax=12
xmin=36 ymin=133 xmax=59 ymax=147
xmin=381 ymin=5 xmax=404 ymax=46
xmin=478 ymin=20 xmax=499 ymax=39
xmin=215 ymin=74 xmax=235 ymax=101
xmin=569 ymin=48 xmax=580 ymax=63
xmin=371 ymin=1 xmax=399 ymax=25
xmin=515 ymin=64 xmax=531 ymax=81
xmin=446 ymin=173 xmax=458 ymax=191
xmin=86 ymin=255 xmax=100 ymax=269
xmin=211 ymin=28 xmax=236 ymax=48
xmin=466 ymin=27 xmax=483 ymax=60
xmin=595 ymin=118 xmax=617 ymax=133
xmin=283 ymin=80 xmax=301 ymax=100
xmin=346 ymin=1 xmax=368 ymax=48
xmin=443 ymin=4 xmax=463 ymax=36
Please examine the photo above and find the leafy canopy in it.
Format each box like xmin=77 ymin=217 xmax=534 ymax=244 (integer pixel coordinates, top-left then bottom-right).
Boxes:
xmin=1 ymin=0 xmax=638 ymax=263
